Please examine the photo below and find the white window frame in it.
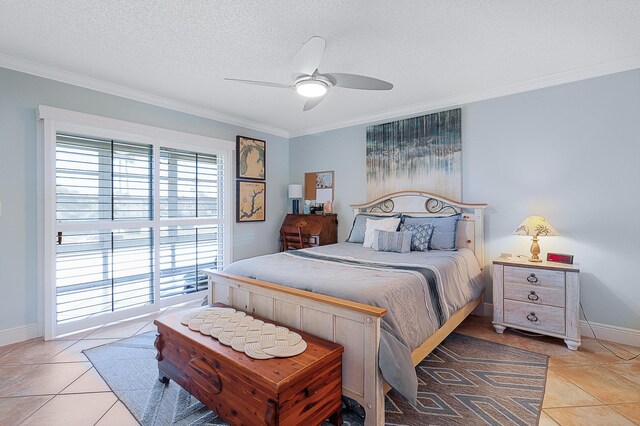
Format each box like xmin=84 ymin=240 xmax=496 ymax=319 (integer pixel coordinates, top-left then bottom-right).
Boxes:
xmin=37 ymin=106 xmax=234 ymax=339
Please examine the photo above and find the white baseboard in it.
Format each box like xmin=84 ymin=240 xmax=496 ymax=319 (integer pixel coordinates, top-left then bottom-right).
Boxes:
xmin=0 ymin=323 xmax=40 ymax=347
xmin=579 ymin=320 xmax=640 ymax=348
xmin=479 ymin=303 xmax=640 ymax=347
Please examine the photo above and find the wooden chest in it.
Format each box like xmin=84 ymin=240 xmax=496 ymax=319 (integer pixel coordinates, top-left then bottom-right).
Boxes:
xmin=154 ymin=304 xmax=344 ymax=426
xmin=279 ymin=214 xmax=338 ymax=250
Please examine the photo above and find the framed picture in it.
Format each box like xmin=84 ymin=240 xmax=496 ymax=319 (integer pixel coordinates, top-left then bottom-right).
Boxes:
xmin=236 ymin=136 xmax=266 ymax=180
xmin=236 ymin=180 xmax=266 ymax=222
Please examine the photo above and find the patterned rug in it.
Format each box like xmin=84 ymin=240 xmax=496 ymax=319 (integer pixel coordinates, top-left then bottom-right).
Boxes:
xmin=84 ymin=332 xmax=548 ymax=425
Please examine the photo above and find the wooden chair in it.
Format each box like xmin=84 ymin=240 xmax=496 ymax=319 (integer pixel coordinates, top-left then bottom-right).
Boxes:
xmin=280 ymin=225 xmax=304 ymax=251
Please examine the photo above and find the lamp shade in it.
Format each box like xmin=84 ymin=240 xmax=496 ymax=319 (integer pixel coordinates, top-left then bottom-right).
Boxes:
xmin=288 ymin=184 xmax=303 ymax=199
xmin=514 ymin=216 xmax=559 ymax=237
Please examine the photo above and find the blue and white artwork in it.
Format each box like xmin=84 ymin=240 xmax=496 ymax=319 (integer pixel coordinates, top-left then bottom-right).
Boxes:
xmin=366 ymin=109 xmax=461 ymax=200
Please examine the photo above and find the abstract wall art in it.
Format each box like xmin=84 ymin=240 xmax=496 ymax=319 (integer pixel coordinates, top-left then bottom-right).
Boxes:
xmin=366 ymin=108 xmax=461 ymax=200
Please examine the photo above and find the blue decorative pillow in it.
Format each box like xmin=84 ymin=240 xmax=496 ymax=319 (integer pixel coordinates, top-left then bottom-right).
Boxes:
xmin=402 ymin=214 xmax=461 ymax=251
xmin=399 ymin=223 xmax=434 ymax=252
xmin=372 ymin=230 xmax=412 ymax=253
xmin=347 ymin=213 xmax=401 ymax=244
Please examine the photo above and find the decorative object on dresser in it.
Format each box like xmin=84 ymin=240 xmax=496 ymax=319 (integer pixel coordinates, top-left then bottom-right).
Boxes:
xmin=366 ymin=109 xmax=461 ymax=200
xmin=236 ymin=136 xmax=265 ymax=180
xmin=492 ymin=257 xmax=581 ymax=350
xmin=154 ymin=303 xmax=344 ymax=426
xmin=287 ymin=184 xmax=303 ymax=214
xmin=280 ymin=225 xmax=304 ymax=251
xmin=279 ymin=213 xmax=337 ymax=250
xmin=514 ymin=215 xmax=559 ymax=262
xmin=236 ymin=180 xmax=266 ymax=222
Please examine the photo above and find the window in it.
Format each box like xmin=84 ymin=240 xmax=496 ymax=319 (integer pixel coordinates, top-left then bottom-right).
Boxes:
xmin=39 ymin=107 xmax=233 ymax=338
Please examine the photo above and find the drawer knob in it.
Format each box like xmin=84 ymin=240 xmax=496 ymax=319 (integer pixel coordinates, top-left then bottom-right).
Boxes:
xmin=526 ymin=273 xmax=539 ymax=284
xmin=527 ymin=312 xmax=539 ymax=322
xmin=527 ymin=291 xmax=539 ymax=301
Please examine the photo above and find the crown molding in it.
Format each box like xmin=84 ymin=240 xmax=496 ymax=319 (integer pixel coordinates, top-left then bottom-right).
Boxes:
xmin=289 ymin=54 xmax=640 ymax=138
xmin=3 ymin=52 xmax=640 ymax=140
xmin=0 ymin=53 xmax=290 ymax=138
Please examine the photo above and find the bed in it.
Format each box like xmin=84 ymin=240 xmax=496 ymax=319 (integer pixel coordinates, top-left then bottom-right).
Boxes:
xmin=203 ymin=191 xmax=487 ymax=425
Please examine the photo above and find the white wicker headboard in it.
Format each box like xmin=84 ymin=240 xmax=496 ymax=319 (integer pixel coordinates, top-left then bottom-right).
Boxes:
xmin=350 ymin=191 xmax=488 ymax=266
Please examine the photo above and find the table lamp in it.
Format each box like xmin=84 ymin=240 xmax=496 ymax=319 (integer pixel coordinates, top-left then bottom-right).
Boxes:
xmin=288 ymin=184 xmax=303 ymax=214
xmin=513 ymin=216 xmax=558 ymax=262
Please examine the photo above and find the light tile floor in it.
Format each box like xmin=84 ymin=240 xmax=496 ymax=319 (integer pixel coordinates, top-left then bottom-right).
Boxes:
xmin=0 ymin=306 xmax=638 ymax=426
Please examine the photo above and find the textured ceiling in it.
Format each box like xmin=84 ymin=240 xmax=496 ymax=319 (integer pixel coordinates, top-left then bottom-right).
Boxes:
xmin=1 ymin=1 xmax=640 ymax=136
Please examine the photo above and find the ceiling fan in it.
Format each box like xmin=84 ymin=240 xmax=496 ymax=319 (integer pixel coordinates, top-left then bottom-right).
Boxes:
xmin=224 ymin=36 xmax=393 ymax=111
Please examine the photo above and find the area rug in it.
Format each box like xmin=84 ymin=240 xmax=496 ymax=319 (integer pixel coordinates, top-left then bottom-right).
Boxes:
xmin=84 ymin=332 xmax=548 ymax=425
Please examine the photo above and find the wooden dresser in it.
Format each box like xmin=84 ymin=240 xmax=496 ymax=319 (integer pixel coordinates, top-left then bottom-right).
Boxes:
xmin=154 ymin=303 xmax=344 ymax=426
xmin=492 ymin=258 xmax=581 ymax=350
xmin=279 ymin=214 xmax=338 ymax=250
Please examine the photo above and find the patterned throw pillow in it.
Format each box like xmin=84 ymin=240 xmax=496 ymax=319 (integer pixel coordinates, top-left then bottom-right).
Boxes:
xmin=399 ymin=223 xmax=435 ymax=252
xmin=372 ymin=230 xmax=412 ymax=253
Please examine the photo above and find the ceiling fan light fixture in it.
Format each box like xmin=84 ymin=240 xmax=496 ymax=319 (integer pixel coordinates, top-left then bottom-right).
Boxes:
xmin=295 ymin=80 xmax=328 ymax=98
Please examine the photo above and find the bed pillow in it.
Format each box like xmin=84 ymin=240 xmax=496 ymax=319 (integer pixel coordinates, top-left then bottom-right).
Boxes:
xmin=372 ymin=230 xmax=413 ymax=253
xmin=402 ymin=213 xmax=461 ymax=251
xmin=346 ymin=213 xmax=401 ymax=244
xmin=363 ymin=217 xmax=402 ymax=248
xmin=399 ymin=223 xmax=434 ymax=252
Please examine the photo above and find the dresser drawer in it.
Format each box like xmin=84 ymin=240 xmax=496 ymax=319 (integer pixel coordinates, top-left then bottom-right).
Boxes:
xmin=504 ymin=300 xmax=565 ymax=335
xmin=504 ymin=282 xmax=565 ymax=308
xmin=504 ymin=266 xmax=565 ymax=289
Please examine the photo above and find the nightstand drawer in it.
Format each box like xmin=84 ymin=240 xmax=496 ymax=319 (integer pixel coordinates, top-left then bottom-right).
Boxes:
xmin=504 ymin=266 xmax=564 ymax=289
xmin=504 ymin=300 xmax=565 ymax=335
xmin=504 ymin=282 xmax=565 ymax=308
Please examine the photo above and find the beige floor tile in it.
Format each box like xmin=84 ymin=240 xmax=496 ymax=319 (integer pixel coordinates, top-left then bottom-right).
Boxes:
xmin=55 ymin=327 xmax=101 ymax=340
xmin=539 ymin=410 xmax=560 ymax=426
xmin=48 ymin=339 xmax=119 ymax=363
xmin=0 ymin=339 xmax=34 ymax=356
xmin=542 ymin=369 xmax=602 ymax=408
xmin=0 ymin=395 xmax=53 ymax=425
xmin=61 ymin=367 xmax=111 ymax=394
xmin=551 ymin=365 xmax=640 ymax=404
xmin=610 ymin=403 xmax=640 ymax=425
xmin=545 ymin=405 xmax=636 ymax=426
xmin=0 ymin=362 xmax=91 ymax=397
xmin=86 ymin=321 xmax=149 ymax=339
xmin=95 ymin=400 xmax=140 ymax=426
xmin=606 ymin=363 xmax=640 ymax=384
xmin=20 ymin=392 xmax=117 ymax=426
xmin=0 ymin=339 xmax=75 ymax=364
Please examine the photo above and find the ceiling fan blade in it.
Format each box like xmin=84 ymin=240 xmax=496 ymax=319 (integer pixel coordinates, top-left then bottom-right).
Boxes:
xmin=303 ymin=95 xmax=326 ymax=111
xmin=224 ymin=78 xmax=293 ymax=89
xmin=323 ymin=73 xmax=393 ymax=90
xmin=292 ymin=36 xmax=326 ymax=77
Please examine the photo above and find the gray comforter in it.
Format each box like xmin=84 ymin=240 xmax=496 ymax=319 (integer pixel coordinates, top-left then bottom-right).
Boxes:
xmin=223 ymin=242 xmax=484 ymax=404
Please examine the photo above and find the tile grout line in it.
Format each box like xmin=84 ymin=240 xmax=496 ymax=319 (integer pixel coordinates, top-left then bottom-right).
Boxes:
xmin=92 ymin=399 xmax=119 ymax=426
xmin=16 ymin=394 xmax=56 ymax=426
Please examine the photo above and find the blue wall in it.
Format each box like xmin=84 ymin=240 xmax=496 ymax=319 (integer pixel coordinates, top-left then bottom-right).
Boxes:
xmin=290 ymin=69 xmax=640 ymax=330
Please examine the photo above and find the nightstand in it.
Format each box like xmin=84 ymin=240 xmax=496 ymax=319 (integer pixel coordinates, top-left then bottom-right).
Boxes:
xmin=492 ymin=257 xmax=581 ymax=350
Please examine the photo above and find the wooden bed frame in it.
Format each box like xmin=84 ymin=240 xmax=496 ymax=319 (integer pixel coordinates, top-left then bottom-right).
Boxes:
xmin=204 ymin=191 xmax=487 ymax=425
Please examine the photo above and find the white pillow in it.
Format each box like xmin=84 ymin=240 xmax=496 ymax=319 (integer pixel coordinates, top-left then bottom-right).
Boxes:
xmin=363 ymin=217 xmax=401 ymax=248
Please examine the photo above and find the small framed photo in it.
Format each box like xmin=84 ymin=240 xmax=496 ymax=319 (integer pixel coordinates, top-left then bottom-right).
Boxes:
xmin=236 ymin=136 xmax=266 ymax=180
xmin=236 ymin=180 xmax=266 ymax=222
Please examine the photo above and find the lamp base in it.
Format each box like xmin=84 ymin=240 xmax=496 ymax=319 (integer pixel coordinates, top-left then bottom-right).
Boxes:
xmin=292 ymin=199 xmax=300 ymax=214
xmin=529 ymin=236 xmax=542 ymax=262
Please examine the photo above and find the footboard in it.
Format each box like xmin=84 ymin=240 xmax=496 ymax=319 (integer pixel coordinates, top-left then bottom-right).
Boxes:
xmin=203 ymin=270 xmax=387 ymax=426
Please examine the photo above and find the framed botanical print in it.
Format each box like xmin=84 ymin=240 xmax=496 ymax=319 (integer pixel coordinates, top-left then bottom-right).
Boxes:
xmin=236 ymin=180 xmax=266 ymax=222
xmin=236 ymin=136 xmax=266 ymax=180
